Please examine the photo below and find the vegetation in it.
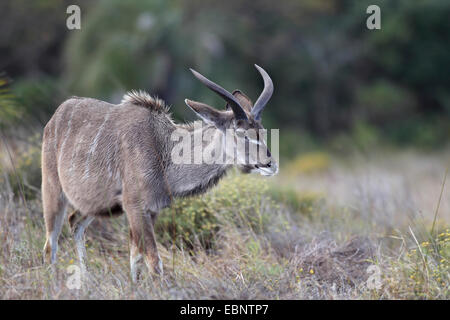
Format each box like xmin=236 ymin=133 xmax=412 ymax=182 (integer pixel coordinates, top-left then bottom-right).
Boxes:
xmin=0 ymin=0 xmax=448 ymax=300
xmin=0 ymin=144 xmax=448 ymax=299
xmin=1 ymin=0 xmax=449 ymax=149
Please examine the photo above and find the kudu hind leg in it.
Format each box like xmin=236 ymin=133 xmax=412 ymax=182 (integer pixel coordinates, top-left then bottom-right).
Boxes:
xmin=42 ymin=183 xmax=68 ymax=265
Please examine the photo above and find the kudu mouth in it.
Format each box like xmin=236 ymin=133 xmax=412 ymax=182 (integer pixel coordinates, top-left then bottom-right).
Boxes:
xmin=254 ymin=162 xmax=278 ymax=176
xmin=189 ymin=64 xmax=274 ymax=120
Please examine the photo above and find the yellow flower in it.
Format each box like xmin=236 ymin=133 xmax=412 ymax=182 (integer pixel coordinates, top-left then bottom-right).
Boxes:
xmin=69 ymin=259 xmax=74 ymax=264
xmin=309 ymin=269 xmax=314 ymax=274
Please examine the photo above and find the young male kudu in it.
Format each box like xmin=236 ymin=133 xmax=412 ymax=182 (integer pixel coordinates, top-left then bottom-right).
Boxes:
xmin=42 ymin=65 xmax=277 ymax=281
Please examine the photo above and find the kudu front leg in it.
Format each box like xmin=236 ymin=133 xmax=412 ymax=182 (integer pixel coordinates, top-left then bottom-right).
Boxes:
xmin=127 ymin=210 xmax=163 ymax=282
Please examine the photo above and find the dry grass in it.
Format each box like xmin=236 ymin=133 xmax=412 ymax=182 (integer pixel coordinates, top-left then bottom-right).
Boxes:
xmin=0 ymin=145 xmax=448 ymax=299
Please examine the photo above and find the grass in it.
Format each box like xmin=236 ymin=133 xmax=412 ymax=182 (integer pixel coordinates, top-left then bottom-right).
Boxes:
xmin=0 ymin=141 xmax=449 ymax=299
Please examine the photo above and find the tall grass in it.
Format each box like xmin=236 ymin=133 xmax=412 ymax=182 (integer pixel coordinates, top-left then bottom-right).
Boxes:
xmin=0 ymin=146 xmax=448 ymax=299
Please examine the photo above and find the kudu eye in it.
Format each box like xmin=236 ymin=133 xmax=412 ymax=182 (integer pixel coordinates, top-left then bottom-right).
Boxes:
xmin=236 ymin=130 xmax=246 ymax=138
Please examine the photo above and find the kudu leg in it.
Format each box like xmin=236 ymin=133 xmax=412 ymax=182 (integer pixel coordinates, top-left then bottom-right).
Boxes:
xmin=42 ymin=182 xmax=68 ymax=265
xmin=72 ymin=214 xmax=95 ymax=274
xmin=126 ymin=210 xmax=163 ymax=282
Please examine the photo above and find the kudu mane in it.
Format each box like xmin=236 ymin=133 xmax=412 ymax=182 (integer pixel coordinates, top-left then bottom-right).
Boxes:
xmin=121 ymin=90 xmax=170 ymax=114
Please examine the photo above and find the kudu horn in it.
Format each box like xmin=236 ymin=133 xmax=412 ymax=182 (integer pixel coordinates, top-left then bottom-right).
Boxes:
xmin=189 ymin=68 xmax=248 ymax=120
xmin=251 ymin=64 xmax=274 ymax=120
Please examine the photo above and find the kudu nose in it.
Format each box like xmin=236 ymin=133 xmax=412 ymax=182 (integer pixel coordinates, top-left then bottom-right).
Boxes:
xmin=256 ymin=161 xmax=272 ymax=169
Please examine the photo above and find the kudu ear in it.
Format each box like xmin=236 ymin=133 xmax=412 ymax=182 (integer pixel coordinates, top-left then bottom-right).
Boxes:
xmin=185 ymin=99 xmax=227 ymax=128
xmin=225 ymin=90 xmax=253 ymax=113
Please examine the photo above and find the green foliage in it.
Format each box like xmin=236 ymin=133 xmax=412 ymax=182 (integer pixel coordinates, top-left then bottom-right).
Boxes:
xmin=156 ymin=172 xmax=328 ymax=250
xmin=241 ymin=239 xmax=284 ymax=283
xmin=156 ymin=174 xmax=289 ymax=250
xmin=59 ymin=0 xmax=450 ymax=148
xmin=356 ymin=81 xmax=415 ymax=122
xmin=268 ymin=187 xmax=325 ymax=216
xmin=12 ymin=77 xmax=63 ymax=126
xmin=0 ymin=77 xmax=22 ymax=128
xmin=0 ymin=0 xmax=80 ymax=76
xmin=2 ymin=0 xmax=450 ymax=149
xmin=278 ymin=130 xmax=318 ymax=160
xmin=156 ymin=196 xmax=218 ymax=250
xmin=64 ymin=0 xmax=186 ymax=101
xmin=0 ymin=134 xmax=42 ymax=200
xmin=351 ymin=121 xmax=380 ymax=150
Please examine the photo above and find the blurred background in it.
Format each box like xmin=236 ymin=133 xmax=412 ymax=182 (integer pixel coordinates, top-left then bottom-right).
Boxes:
xmin=1 ymin=0 xmax=448 ymax=155
xmin=0 ymin=0 xmax=449 ymax=299
xmin=0 ymin=0 xmax=449 ymax=197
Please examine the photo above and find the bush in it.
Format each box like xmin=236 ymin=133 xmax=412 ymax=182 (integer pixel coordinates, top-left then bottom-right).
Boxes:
xmin=0 ymin=134 xmax=42 ymax=200
xmin=12 ymin=77 xmax=62 ymax=126
xmin=155 ymin=173 xmax=286 ymax=250
xmin=155 ymin=195 xmax=218 ymax=251
xmin=268 ymin=187 xmax=325 ymax=216
xmin=355 ymin=80 xmax=415 ymax=123
xmin=0 ymin=76 xmax=22 ymax=128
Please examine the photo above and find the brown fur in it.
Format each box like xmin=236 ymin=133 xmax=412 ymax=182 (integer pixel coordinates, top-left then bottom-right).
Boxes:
xmin=42 ymin=89 xmax=276 ymax=279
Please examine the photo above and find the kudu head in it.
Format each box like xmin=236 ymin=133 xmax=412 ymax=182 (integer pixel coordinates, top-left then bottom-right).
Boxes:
xmin=185 ymin=64 xmax=278 ymax=176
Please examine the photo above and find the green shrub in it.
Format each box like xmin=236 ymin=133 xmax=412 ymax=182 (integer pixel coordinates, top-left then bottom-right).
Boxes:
xmin=268 ymin=186 xmax=325 ymax=216
xmin=12 ymin=77 xmax=61 ymax=126
xmin=155 ymin=196 xmax=218 ymax=250
xmin=352 ymin=121 xmax=380 ymax=150
xmin=0 ymin=77 xmax=22 ymax=128
xmin=155 ymin=173 xmax=285 ymax=250
xmin=356 ymin=80 xmax=415 ymax=122
xmin=0 ymin=134 xmax=42 ymax=200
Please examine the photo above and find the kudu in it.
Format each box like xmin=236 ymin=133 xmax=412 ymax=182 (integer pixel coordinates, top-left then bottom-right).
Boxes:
xmin=42 ymin=64 xmax=277 ymax=281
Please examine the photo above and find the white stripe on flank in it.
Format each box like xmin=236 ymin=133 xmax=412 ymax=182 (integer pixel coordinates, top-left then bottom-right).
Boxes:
xmin=83 ymin=111 xmax=111 ymax=179
xmin=58 ymin=102 xmax=80 ymax=174
xmin=53 ymin=114 xmax=58 ymax=151
xmin=69 ymin=135 xmax=84 ymax=173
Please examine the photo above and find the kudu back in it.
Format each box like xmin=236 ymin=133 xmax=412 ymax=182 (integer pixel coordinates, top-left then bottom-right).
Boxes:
xmin=42 ymin=65 xmax=277 ymax=280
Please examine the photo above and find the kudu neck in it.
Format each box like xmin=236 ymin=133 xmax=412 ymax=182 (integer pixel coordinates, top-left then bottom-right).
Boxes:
xmin=165 ymin=122 xmax=231 ymax=198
